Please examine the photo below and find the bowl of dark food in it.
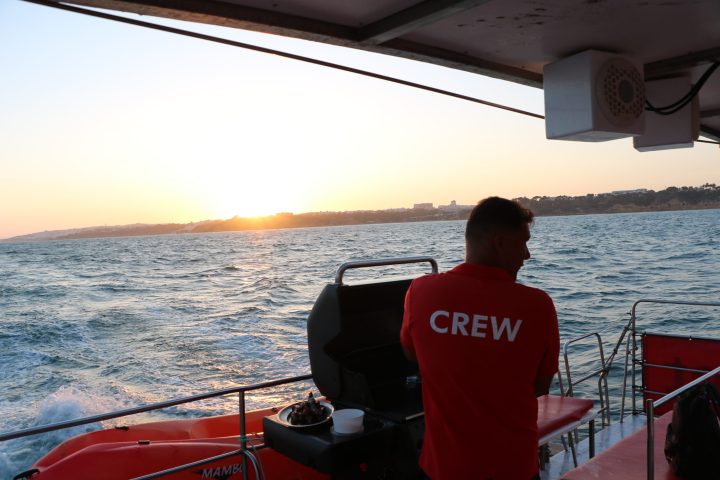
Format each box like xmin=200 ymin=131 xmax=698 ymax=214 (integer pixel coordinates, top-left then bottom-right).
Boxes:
xmin=278 ymin=392 xmax=334 ymax=429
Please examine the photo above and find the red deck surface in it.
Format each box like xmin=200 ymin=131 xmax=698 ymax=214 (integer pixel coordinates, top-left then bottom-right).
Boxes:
xmin=537 ymin=395 xmax=594 ymax=439
xmin=562 ymin=411 xmax=677 ymax=480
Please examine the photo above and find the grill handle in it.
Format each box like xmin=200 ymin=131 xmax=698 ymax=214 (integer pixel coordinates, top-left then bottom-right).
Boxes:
xmin=334 ymin=256 xmax=438 ymax=285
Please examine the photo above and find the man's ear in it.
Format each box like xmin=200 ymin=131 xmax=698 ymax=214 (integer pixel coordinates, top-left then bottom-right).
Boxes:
xmin=491 ymin=232 xmax=505 ymax=252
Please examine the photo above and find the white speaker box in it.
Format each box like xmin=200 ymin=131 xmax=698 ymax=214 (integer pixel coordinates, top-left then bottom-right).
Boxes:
xmin=544 ymin=50 xmax=645 ymax=141
xmin=634 ymin=76 xmax=699 ymax=152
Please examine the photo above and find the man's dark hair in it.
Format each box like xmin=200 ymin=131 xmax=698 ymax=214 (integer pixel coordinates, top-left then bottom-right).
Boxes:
xmin=465 ymin=196 xmax=534 ymax=241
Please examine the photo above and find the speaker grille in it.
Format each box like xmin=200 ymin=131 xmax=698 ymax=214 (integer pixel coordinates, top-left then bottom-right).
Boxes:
xmin=596 ymin=58 xmax=645 ymax=127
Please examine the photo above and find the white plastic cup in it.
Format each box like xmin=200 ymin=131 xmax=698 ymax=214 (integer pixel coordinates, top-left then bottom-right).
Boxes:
xmin=332 ymin=409 xmax=364 ymax=434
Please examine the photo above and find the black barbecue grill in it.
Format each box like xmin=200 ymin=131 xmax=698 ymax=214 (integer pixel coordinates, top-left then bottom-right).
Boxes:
xmin=264 ymin=257 xmax=438 ymax=478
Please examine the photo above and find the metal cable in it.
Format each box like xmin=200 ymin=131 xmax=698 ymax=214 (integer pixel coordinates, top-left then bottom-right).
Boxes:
xmin=21 ymin=0 xmax=544 ymax=120
xmin=646 ymin=61 xmax=720 ymax=115
xmin=243 ymin=450 xmax=264 ymax=480
xmin=248 ymin=444 xmax=267 ymax=480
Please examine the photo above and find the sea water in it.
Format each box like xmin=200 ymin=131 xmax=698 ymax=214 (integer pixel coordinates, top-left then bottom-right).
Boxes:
xmin=1 ymin=209 xmax=719 ymax=476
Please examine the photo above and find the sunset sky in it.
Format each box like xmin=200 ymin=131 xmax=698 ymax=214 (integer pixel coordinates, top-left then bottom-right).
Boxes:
xmin=1 ymin=1 xmax=718 ymax=239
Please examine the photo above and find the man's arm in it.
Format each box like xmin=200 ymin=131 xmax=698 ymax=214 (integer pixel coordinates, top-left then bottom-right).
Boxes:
xmin=402 ymin=344 xmax=417 ymax=362
xmin=400 ymin=283 xmax=417 ymax=362
xmin=535 ymin=294 xmax=560 ymax=397
xmin=534 ymin=374 xmax=553 ymax=397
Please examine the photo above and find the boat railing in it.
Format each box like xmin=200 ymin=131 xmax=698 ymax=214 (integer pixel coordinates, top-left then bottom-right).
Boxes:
xmin=619 ymin=298 xmax=720 ymax=418
xmin=563 ymin=332 xmax=611 ymax=428
xmin=334 ymin=255 xmax=438 ymax=284
xmin=645 ymin=364 xmax=720 ymax=480
xmin=547 ymin=332 xmax=610 ymax=467
xmin=0 ymin=373 xmax=314 ymax=480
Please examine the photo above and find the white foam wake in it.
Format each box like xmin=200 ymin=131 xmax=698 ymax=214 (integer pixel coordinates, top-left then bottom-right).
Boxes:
xmin=0 ymin=386 xmax=127 ymax=479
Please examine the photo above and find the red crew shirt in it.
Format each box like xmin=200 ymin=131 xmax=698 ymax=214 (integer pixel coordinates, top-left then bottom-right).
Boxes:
xmin=400 ymin=263 xmax=560 ymax=480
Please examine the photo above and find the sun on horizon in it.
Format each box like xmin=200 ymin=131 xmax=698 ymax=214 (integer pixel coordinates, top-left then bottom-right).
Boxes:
xmin=208 ymin=182 xmax=302 ymax=220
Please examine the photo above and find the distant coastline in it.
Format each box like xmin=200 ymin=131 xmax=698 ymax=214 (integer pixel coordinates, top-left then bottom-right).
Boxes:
xmin=5 ymin=184 xmax=719 ymax=242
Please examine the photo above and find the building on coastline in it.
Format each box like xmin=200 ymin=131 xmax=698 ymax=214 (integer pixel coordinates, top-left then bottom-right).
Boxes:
xmin=438 ymin=200 xmax=457 ymax=211
xmin=609 ymin=188 xmax=649 ymax=195
xmin=413 ymin=203 xmax=434 ymax=210
xmin=438 ymin=200 xmax=474 ymax=211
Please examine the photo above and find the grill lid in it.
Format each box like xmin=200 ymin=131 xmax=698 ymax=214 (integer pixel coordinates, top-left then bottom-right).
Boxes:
xmin=307 ymin=257 xmax=436 ymax=418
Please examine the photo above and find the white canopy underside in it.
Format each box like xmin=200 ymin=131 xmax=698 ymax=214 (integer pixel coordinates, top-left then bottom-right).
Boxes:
xmin=51 ymin=0 xmax=720 ymax=140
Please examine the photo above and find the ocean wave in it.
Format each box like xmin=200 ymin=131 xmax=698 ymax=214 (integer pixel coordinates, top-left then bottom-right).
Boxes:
xmin=664 ymin=251 xmax=706 ymax=261
xmin=95 ymin=283 xmax=148 ymax=294
xmin=1 ymin=285 xmax=67 ymax=299
xmin=0 ymin=385 xmax=130 ymax=477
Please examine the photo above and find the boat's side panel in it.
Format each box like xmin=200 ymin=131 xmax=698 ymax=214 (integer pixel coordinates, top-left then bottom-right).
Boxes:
xmin=31 ymin=408 xmax=329 ymax=479
xmin=33 ymin=437 xmax=329 ymax=479
xmin=643 ymin=334 xmax=720 ymax=415
xmin=34 ymin=409 xmax=270 ymax=468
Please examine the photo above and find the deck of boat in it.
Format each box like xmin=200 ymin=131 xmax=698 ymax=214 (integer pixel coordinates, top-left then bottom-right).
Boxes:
xmin=541 ymin=414 xmax=648 ymax=480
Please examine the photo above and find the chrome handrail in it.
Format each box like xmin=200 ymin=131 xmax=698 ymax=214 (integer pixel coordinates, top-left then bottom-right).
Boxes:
xmin=334 ymin=256 xmax=438 ymax=284
xmin=0 ymin=373 xmax=313 ymax=480
xmin=645 ymin=364 xmax=720 ymax=480
xmin=631 ymin=299 xmax=720 ymax=315
xmin=0 ymin=374 xmax=312 ymax=442
xmin=563 ymin=332 xmax=610 ymax=426
xmin=560 ymin=332 xmax=611 ymax=467
xmin=134 ymin=448 xmax=248 ymax=480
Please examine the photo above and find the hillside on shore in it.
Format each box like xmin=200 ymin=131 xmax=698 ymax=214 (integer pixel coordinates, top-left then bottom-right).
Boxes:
xmin=5 ymin=184 xmax=719 ymax=242
xmin=515 ymin=184 xmax=720 ymax=216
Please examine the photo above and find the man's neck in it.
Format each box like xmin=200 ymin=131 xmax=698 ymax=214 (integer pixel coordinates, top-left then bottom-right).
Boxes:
xmin=464 ymin=256 xmax=517 ymax=281
xmin=465 ymin=253 xmax=499 ymax=268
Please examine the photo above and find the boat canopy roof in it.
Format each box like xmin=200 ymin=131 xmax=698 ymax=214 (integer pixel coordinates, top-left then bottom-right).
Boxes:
xmin=44 ymin=0 xmax=720 ymax=140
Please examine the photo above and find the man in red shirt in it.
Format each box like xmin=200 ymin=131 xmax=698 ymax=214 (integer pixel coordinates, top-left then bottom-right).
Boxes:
xmin=400 ymin=197 xmax=559 ymax=480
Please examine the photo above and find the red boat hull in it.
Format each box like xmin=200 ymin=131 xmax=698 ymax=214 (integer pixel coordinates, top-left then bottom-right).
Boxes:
xmin=30 ymin=407 xmax=328 ymax=480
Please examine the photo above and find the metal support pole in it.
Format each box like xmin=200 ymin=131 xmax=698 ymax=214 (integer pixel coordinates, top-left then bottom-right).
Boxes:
xmin=646 ymin=400 xmax=654 ymax=480
xmin=589 ymin=419 xmax=595 ymax=458
xmin=567 ymin=428 xmax=578 ymax=467
xmin=620 ymin=333 xmax=632 ymax=421
xmin=597 ymin=375 xmax=607 ymax=426
xmin=239 ymin=392 xmax=249 ymax=479
xmin=631 ymin=313 xmax=638 ymax=414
